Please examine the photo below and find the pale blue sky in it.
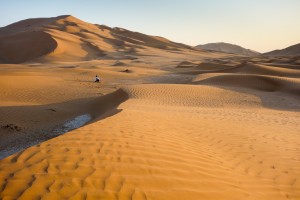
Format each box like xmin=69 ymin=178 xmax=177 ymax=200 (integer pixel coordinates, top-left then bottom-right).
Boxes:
xmin=1 ymin=0 xmax=300 ymax=52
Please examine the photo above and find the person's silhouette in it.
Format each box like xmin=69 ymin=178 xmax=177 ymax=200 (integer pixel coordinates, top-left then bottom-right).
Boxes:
xmin=95 ymin=75 xmax=100 ymax=82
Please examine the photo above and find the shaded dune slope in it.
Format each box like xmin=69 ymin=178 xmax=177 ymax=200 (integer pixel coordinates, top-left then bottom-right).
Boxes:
xmin=226 ymin=63 xmax=300 ymax=77
xmin=193 ymin=74 xmax=300 ymax=94
xmin=0 ymin=31 xmax=57 ymax=63
xmin=191 ymin=62 xmax=300 ymax=76
xmin=0 ymin=89 xmax=128 ymax=159
xmin=189 ymin=63 xmax=300 ymax=96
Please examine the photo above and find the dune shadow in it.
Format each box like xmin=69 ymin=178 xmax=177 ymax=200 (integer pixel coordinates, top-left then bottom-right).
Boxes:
xmin=192 ymin=75 xmax=300 ymax=112
xmin=59 ymin=66 xmax=77 ymax=69
xmin=0 ymin=31 xmax=58 ymax=64
xmin=80 ymin=41 xmax=106 ymax=60
xmin=0 ymin=89 xmax=129 ymax=160
xmin=170 ymin=61 xmax=300 ymax=111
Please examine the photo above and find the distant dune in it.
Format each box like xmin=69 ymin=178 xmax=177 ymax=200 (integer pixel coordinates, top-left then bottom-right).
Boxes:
xmin=264 ymin=43 xmax=300 ymax=56
xmin=196 ymin=42 xmax=260 ymax=56
xmin=0 ymin=15 xmax=194 ymax=64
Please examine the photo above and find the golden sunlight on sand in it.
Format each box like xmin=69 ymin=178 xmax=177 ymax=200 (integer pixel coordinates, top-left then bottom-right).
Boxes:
xmin=0 ymin=15 xmax=300 ymax=200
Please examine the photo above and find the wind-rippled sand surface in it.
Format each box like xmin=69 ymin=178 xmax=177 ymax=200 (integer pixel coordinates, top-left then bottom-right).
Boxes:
xmin=1 ymin=81 xmax=300 ymax=199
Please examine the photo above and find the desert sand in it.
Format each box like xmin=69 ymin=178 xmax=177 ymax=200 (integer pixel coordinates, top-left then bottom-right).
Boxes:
xmin=0 ymin=16 xmax=300 ymax=200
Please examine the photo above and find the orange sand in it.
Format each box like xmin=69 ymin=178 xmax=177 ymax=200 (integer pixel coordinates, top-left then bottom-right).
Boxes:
xmin=0 ymin=15 xmax=300 ymax=200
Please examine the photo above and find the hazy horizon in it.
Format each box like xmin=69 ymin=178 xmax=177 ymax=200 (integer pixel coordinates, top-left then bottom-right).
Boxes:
xmin=1 ymin=0 xmax=300 ymax=53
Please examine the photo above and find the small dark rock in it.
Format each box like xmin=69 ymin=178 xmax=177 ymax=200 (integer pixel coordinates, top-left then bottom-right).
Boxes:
xmin=1 ymin=124 xmax=22 ymax=131
xmin=46 ymin=108 xmax=57 ymax=112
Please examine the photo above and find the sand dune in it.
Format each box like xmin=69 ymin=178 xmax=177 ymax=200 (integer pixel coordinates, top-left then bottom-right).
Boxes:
xmin=196 ymin=42 xmax=260 ymax=56
xmin=0 ymin=15 xmax=202 ymax=64
xmin=194 ymin=73 xmax=300 ymax=95
xmin=0 ymin=31 xmax=57 ymax=63
xmin=0 ymin=69 xmax=129 ymax=158
xmin=227 ymin=63 xmax=300 ymax=77
xmin=0 ymin=15 xmax=300 ymax=200
xmin=1 ymin=83 xmax=300 ymax=199
xmin=264 ymin=43 xmax=300 ymax=56
xmin=0 ymin=16 xmax=66 ymax=35
xmin=178 ymin=62 xmax=300 ymax=76
xmin=190 ymin=62 xmax=300 ymax=95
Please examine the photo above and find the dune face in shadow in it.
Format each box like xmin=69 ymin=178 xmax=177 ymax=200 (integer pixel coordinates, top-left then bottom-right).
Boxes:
xmin=0 ymin=31 xmax=57 ymax=63
xmin=0 ymin=89 xmax=128 ymax=159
